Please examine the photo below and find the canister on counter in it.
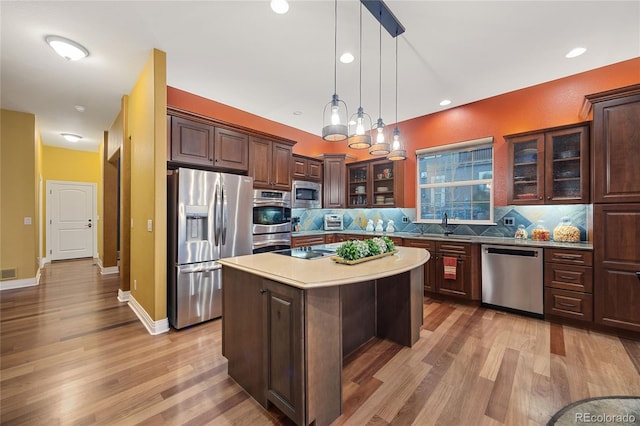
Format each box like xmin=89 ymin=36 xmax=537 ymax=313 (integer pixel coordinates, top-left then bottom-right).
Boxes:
xmin=531 ymin=220 xmax=550 ymax=241
xmin=553 ymin=216 xmax=580 ymax=242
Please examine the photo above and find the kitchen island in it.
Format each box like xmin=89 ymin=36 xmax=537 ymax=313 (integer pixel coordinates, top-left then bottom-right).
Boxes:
xmin=218 ymin=246 xmax=429 ymax=426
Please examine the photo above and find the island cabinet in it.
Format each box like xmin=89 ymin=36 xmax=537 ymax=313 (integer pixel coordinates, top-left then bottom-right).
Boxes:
xmin=168 ymin=115 xmax=249 ymax=172
xmin=544 ymin=248 xmax=593 ymax=322
xmin=292 ymin=154 xmax=322 ymax=183
xmin=506 ymin=122 xmax=589 ymax=205
xmin=346 ymin=158 xmax=404 ymax=208
xmin=249 ymin=137 xmax=294 ymax=191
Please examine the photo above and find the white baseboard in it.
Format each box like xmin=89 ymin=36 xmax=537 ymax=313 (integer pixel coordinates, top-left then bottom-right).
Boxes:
xmin=40 ymin=257 xmax=50 ymax=267
xmin=128 ymin=294 xmax=169 ymax=335
xmin=1 ymin=276 xmax=38 ymax=291
xmin=117 ymin=289 xmax=130 ymax=302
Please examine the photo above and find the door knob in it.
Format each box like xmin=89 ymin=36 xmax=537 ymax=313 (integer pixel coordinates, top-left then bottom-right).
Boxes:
xmin=87 ymin=223 xmax=92 ymax=228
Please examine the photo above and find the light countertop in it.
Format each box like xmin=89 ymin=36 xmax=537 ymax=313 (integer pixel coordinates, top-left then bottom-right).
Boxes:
xmin=218 ymin=246 xmax=430 ymax=289
xmin=292 ymin=230 xmax=593 ymax=250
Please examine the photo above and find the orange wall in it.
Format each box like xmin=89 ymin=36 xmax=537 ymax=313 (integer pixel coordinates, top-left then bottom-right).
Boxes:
xmin=168 ymin=57 xmax=640 ymax=207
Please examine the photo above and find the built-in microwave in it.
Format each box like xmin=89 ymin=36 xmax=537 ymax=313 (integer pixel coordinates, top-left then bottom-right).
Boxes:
xmin=292 ymin=180 xmax=322 ymax=209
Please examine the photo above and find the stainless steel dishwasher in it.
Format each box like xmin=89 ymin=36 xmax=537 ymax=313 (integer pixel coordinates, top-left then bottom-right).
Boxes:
xmin=481 ymin=244 xmax=543 ymax=316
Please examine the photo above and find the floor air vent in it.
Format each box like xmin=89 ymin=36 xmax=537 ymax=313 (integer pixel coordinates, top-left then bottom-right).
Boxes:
xmin=1 ymin=268 xmax=17 ymax=281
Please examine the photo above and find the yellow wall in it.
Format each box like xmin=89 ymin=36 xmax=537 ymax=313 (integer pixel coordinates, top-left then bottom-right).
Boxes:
xmin=128 ymin=48 xmax=167 ymax=321
xmin=0 ymin=109 xmax=37 ymax=280
xmin=40 ymin=145 xmax=101 ymax=259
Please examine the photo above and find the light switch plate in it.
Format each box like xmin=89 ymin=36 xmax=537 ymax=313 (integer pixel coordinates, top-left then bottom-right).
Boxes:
xmin=503 ymin=217 xmax=515 ymax=226
xmin=147 ymin=219 xmax=153 ymax=232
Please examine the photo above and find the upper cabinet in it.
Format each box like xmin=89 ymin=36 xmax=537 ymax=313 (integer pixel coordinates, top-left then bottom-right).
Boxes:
xmin=346 ymin=158 xmax=404 ymax=208
xmin=168 ymin=110 xmax=249 ymax=173
xmin=292 ymin=154 xmax=323 ymax=183
xmin=249 ymin=137 xmax=294 ymax=191
xmin=323 ymin=154 xmax=346 ymax=209
xmin=587 ymin=84 xmax=640 ymax=204
xmin=506 ymin=123 xmax=590 ymax=205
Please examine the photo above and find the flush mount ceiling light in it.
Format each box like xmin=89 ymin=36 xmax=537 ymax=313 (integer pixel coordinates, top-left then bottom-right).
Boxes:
xmin=565 ymin=47 xmax=587 ymax=58
xmin=340 ymin=52 xmax=354 ymax=64
xmin=61 ymin=133 xmax=82 ymax=142
xmin=440 ymin=99 xmax=452 ymax=106
xmin=270 ymin=0 xmax=289 ymax=14
xmin=322 ymin=0 xmax=349 ymax=141
xmin=347 ymin=2 xmax=372 ymax=149
xmin=45 ymin=35 xmax=89 ymax=61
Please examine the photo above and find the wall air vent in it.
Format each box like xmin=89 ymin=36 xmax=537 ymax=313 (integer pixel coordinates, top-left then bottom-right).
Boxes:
xmin=1 ymin=268 xmax=18 ymax=281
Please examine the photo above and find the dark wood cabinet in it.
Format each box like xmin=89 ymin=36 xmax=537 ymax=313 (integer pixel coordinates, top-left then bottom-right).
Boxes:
xmin=322 ymin=154 xmax=346 ymax=209
xmin=434 ymin=242 xmax=473 ymax=298
xmin=587 ymin=85 xmax=640 ymax=203
xmin=544 ymin=248 xmax=593 ymax=322
xmin=291 ymin=234 xmax=325 ymax=248
xmin=249 ymin=137 xmax=293 ymax=190
xmin=593 ymin=203 xmax=640 ymax=332
xmin=263 ymin=279 xmax=304 ymax=424
xmin=292 ymin=154 xmax=323 ymax=183
xmin=213 ymin=127 xmax=248 ymax=172
xmin=346 ymin=159 xmax=404 ymax=208
xmin=506 ymin=123 xmax=589 ymax=204
xmin=404 ymin=239 xmax=436 ymax=293
xmin=170 ymin=116 xmax=214 ymax=167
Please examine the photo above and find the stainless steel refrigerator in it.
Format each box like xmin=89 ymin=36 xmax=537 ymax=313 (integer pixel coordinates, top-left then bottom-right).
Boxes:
xmin=167 ymin=168 xmax=253 ymax=329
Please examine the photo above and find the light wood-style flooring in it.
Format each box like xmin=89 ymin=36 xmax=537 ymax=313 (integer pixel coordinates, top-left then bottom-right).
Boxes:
xmin=1 ymin=259 xmax=639 ymax=425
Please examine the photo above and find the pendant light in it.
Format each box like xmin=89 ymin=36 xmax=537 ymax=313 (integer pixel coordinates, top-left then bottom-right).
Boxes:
xmin=369 ymin=22 xmax=390 ymax=156
xmin=387 ymin=36 xmax=406 ymax=161
xmin=347 ymin=2 xmax=372 ymax=149
xmin=322 ymin=0 xmax=348 ymax=141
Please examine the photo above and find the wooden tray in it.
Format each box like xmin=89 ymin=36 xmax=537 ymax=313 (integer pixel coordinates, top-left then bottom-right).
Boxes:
xmin=330 ymin=250 xmax=398 ymax=265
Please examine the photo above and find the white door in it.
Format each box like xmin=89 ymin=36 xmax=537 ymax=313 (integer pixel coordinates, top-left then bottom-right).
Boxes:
xmin=48 ymin=181 xmax=95 ymax=261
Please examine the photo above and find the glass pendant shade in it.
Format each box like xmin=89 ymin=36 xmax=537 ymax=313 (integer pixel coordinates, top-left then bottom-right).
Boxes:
xmin=387 ymin=126 xmax=406 ymax=160
xmin=322 ymin=94 xmax=348 ymax=141
xmin=369 ymin=118 xmax=390 ymax=155
xmin=348 ymin=107 xmax=372 ymax=149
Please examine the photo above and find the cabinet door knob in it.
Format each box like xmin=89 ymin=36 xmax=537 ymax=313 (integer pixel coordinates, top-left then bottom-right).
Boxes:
xmin=636 ymin=272 xmax=640 ymax=281
xmin=547 ymin=196 xmax=551 ymax=200
xmin=259 ymin=288 xmax=267 ymax=294
xmin=539 ymin=196 xmax=543 ymax=200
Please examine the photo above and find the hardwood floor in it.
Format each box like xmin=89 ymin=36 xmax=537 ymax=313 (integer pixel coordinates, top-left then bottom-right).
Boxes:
xmin=1 ymin=259 xmax=639 ymax=425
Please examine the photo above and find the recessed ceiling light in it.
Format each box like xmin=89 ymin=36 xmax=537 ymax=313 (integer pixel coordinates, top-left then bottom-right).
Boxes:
xmin=440 ymin=99 xmax=452 ymax=106
xmin=45 ymin=35 xmax=89 ymax=61
xmin=565 ymin=47 xmax=587 ymax=58
xmin=293 ymin=111 xmax=303 ymax=116
xmin=74 ymin=105 xmax=85 ymax=112
xmin=61 ymin=133 xmax=82 ymax=142
xmin=270 ymin=0 xmax=289 ymax=14
xmin=340 ymin=53 xmax=354 ymax=64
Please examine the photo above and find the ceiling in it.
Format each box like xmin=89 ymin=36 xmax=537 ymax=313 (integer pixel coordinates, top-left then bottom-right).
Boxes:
xmin=1 ymin=1 xmax=638 ymax=153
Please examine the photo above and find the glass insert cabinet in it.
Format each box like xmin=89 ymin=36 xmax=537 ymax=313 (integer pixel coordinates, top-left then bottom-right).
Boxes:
xmin=506 ymin=123 xmax=589 ymax=205
xmin=346 ymin=159 xmax=404 ymax=208
xmin=416 ymin=138 xmax=494 ymax=223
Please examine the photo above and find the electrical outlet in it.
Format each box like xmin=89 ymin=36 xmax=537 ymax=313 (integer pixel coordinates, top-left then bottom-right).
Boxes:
xmin=402 ymin=216 xmax=409 ymax=223
xmin=503 ymin=217 xmax=515 ymax=226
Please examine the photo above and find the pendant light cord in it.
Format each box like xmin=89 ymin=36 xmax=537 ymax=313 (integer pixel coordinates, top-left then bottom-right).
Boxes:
xmin=333 ymin=0 xmax=338 ymax=94
xmin=358 ymin=3 xmax=363 ymax=107
xmin=395 ymin=36 xmax=398 ymax=125
xmin=378 ymin=21 xmax=382 ymax=119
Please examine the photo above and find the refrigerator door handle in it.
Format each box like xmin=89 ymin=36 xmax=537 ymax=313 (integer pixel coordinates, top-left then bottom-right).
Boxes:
xmin=214 ymin=181 xmax=221 ymax=246
xmin=221 ymin=184 xmax=227 ymax=245
xmin=178 ymin=263 xmax=222 ymax=274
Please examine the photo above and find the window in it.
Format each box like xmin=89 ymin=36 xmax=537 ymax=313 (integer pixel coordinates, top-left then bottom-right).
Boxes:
xmin=416 ymin=137 xmax=494 ymax=224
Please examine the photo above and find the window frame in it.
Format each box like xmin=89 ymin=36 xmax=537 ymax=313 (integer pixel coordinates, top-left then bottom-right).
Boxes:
xmin=415 ymin=136 xmax=495 ymax=225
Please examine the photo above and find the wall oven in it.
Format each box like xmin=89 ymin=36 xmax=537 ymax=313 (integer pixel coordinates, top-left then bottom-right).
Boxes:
xmin=292 ymin=180 xmax=322 ymax=209
xmin=252 ymin=189 xmax=291 ymax=253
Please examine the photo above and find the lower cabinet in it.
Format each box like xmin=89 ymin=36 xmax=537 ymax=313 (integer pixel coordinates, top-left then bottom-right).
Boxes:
xmin=544 ymin=248 xmax=593 ymax=322
xmin=404 ymin=239 xmax=436 ymax=293
xmin=594 ymin=203 xmax=640 ymax=332
xmin=291 ymin=234 xmax=325 ymax=248
xmin=263 ymin=279 xmax=304 ymax=424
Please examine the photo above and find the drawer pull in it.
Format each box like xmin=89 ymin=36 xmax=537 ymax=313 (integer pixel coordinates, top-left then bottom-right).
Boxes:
xmin=559 ymin=302 xmax=577 ymax=308
xmin=557 ymin=254 xmax=580 ymax=260
xmin=559 ymin=275 xmax=577 ymax=281
xmin=637 ymin=272 xmax=640 ymax=281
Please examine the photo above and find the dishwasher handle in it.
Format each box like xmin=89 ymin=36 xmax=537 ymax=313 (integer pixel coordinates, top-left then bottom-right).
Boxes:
xmin=484 ymin=247 xmax=539 ymax=257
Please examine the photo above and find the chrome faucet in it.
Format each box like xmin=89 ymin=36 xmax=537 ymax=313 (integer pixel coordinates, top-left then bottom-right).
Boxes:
xmin=442 ymin=212 xmax=453 ymax=236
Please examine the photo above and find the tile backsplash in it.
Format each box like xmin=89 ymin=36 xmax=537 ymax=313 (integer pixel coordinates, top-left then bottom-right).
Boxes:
xmin=292 ymin=204 xmax=589 ymax=241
